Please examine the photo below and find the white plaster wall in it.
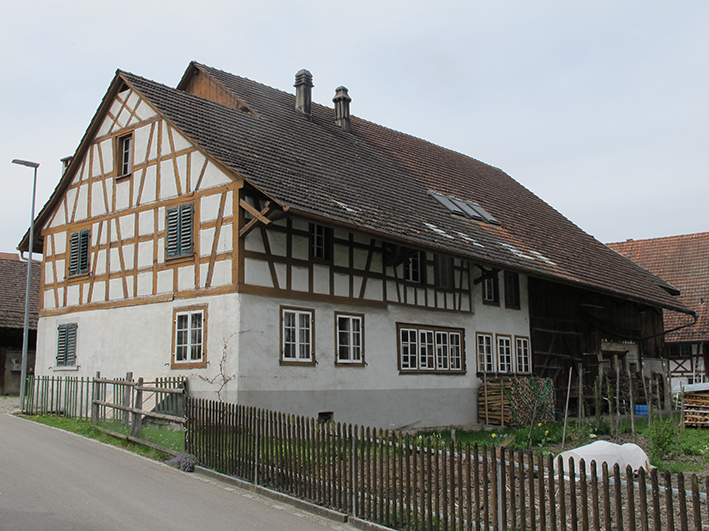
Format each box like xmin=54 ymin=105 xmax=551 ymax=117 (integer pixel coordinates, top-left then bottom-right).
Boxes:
xmin=35 ymin=276 xmax=530 ymax=429
xmin=35 ymin=293 xmax=241 ymax=388
xmin=232 ymin=290 xmax=530 ymax=428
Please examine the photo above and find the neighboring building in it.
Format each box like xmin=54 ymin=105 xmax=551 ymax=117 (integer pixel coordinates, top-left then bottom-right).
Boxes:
xmin=18 ymin=62 xmax=691 ymax=428
xmin=0 ymin=253 xmax=40 ymax=395
xmin=608 ymin=233 xmax=708 ymax=392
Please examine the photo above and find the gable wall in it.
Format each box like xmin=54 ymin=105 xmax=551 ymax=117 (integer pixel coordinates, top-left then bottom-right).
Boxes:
xmin=40 ymin=87 xmax=240 ymax=317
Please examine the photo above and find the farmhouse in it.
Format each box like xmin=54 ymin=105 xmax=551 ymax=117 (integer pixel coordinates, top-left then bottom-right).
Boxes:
xmin=608 ymin=233 xmax=708 ymax=392
xmin=19 ymin=62 xmax=692 ymax=428
xmin=0 ymin=253 xmax=40 ymax=395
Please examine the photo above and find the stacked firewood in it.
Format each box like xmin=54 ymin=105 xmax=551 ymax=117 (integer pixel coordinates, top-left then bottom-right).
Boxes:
xmin=682 ymin=391 xmax=709 ymax=427
xmin=478 ymin=376 xmax=555 ymax=427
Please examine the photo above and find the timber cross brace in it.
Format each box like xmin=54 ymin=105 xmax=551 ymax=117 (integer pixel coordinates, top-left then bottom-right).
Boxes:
xmin=473 ymin=264 xmax=500 ymax=285
xmin=239 ymin=193 xmax=281 ymax=239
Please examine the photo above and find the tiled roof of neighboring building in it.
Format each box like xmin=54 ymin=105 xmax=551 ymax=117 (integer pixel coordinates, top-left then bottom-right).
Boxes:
xmin=607 ymin=233 xmax=709 ymax=343
xmin=0 ymin=253 xmax=41 ymax=330
xmin=23 ymin=62 xmax=690 ymax=315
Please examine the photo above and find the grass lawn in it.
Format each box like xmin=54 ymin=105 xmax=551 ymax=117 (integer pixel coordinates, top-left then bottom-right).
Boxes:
xmin=24 ymin=411 xmax=709 ymax=478
xmin=417 ymin=414 xmax=709 ymax=476
xmin=27 ymin=414 xmax=178 ymax=462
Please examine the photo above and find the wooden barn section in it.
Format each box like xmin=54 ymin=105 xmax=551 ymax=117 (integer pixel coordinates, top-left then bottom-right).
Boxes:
xmin=527 ymin=277 xmax=667 ymax=415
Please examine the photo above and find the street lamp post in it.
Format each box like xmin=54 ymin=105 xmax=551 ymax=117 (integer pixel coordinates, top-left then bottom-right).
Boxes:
xmin=12 ymin=159 xmax=39 ymax=412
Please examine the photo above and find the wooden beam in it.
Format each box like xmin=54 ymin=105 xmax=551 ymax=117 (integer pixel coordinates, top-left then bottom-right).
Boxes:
xmin=473 ymin=264 xmax=500 ymax=285
xmin=238 ymin=199 xmax=273 ymax=238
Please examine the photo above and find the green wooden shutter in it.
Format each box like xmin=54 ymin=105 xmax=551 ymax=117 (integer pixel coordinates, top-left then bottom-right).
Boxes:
xmin=57 ymin=325 xmax=67 ymax=365
xmin=166 ymin=206 xmax=179 ymax=257
xmin=68 ymin=232 xmax=80 ymax=276
xmin=179 ymin=204 xmax=193 ymax=255
xmin=78 ymin=230 xmax=90 ymax=274
xmin=65 ymin=324 xmax=77 ymax=366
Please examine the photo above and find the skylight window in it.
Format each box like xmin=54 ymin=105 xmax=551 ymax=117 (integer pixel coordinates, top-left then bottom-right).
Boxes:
xmin=428 ymin=190 xmax=500 ymax=226
xmin=428 ymin=191 xmax=465 ymax=216
xmin=450 ymin=197 xmax=483 ymax=221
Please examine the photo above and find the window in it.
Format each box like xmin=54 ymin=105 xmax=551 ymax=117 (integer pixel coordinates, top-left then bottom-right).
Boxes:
xmin=404 ymin=251 xmax=425 ymax=283
xmin=504 ymin=271 xmax=520 ymax=309
xmin=477 ymin=333 xmax=494 ymax=373
xmin=398 ymin=324 xmax=464 ymax=373
xmin=336 ymin=313 xmax=363 ymax=365
xmin=166 ymin=204 xmax=194 ymax=258
xmin=482 ymin=274 xmax=499 ymax=305
xmin=57 ymin=323 xmax=77 ymax=367
xmin=310 ymin=223 xmax=332 ymax=261
xmin=669 ymin=344 xmax=692 ymax=358
xmin=434 ymin=254 xmax=454 ymax=290
xmin=172 ymin=307 xmax=206 ymax=368
xmin=516 ymin=337 xmax=531 ymax=373
xmin=68 ymin=229 xmax=90 ymax=276
xmin=281 ymin=307 xmax=314 ymax=364
xmin=117 ymin=133 xmax=133 ymax=178
xmin=497 ymin=335 xmax=513 ymax=373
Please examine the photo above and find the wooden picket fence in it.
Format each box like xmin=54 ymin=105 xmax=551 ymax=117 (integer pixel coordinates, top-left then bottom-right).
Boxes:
xmin=186 ymin=396 xmax=709 ymax=531
xmin=23 ymin=374 xmax=186 ymax=422
xmin=24 ymin=375 xmax=94 ymax=418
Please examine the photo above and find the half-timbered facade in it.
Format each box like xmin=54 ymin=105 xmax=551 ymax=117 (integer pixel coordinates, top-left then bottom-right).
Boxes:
xmin=21 ymin=62 xmax=691 ymax=428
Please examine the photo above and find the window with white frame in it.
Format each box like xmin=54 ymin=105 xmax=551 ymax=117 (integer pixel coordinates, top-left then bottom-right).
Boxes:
xmin=516 ymin=337 xmax=531 ymax=373
xmin=336 ymin=313 xmax=363 ymax=365
xmin=497 ymin=335 xmax=513 ymax=373
xmin=477 ymin=333 xmax=494 ymax=373
xmin=404 ymin=251 xmax=424 ymax=283
xmin=398 ymin=324 xmax=464 ymax=373
xmin=281 ymin=307 xmax=314 ymax=364
xmin=400 ymin=328 xmax=418 ymax=370
xmin=117 ymin=133 xmax=133 ymax=178
xmin=57 ymin=323 xmax=78 ymax=367
xmin=482 ymin=275 xmax=499 ymax=304
xmin=173 ymin=307 xmax=206 ymax=367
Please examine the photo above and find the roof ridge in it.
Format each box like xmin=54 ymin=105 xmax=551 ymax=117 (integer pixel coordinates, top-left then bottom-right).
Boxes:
xmin=607 ymin=231 xmax=709 ymax=246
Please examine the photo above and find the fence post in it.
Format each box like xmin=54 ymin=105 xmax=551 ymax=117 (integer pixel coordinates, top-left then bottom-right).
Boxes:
xmin=91 ymin=371 xmax=100 ymax=425
xmin=122 ymin=372 xmax=133 ymax=426
xmin=130 ymin=377 xmax=143 ymax=438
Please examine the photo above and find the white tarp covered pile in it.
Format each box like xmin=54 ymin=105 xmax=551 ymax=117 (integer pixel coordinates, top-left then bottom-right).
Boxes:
xmin=556 ymin=441 xmax=649 ymax=473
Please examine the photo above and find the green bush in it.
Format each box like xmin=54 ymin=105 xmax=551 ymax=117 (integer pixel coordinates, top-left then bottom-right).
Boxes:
xmin=648 ymin=415 xmax=675 ymax=460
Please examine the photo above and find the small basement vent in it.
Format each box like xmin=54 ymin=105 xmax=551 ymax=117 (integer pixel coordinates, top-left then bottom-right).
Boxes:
xmin=428 ymin=191 xmax=500 ymax=225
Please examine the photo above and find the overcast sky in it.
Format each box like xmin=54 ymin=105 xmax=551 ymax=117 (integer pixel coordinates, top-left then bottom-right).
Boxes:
xmin=2 ymin=1 xmax=707 ymax=256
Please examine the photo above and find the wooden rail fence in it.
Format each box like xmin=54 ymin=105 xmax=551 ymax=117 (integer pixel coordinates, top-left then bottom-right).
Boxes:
xmin=23 ymin=373 xmax=186 ymax=456
xmin=187 ymin=396 xmax=709 ymax=531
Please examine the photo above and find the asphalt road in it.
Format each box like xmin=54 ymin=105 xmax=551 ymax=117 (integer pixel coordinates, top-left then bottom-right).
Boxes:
xmin=0 ymin=413 xmax=351 ymax=531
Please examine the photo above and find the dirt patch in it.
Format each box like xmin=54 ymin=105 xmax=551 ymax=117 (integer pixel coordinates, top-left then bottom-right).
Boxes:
xmin=0 ymin=396 xmax=20 ymax=415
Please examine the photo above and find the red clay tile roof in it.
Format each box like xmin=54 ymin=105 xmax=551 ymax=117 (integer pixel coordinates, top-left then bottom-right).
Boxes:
xmin=607 ymin=233 xmax=709 ymax=343
xmin=23 ymin=62 xmax=690 ymax=315
xmin=0 ymin=254 xmax=41 ymax=330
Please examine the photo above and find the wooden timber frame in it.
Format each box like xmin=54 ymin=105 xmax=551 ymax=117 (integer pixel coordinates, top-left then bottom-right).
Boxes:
xmin=236 ymin=186 xmax=475 ymax=313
